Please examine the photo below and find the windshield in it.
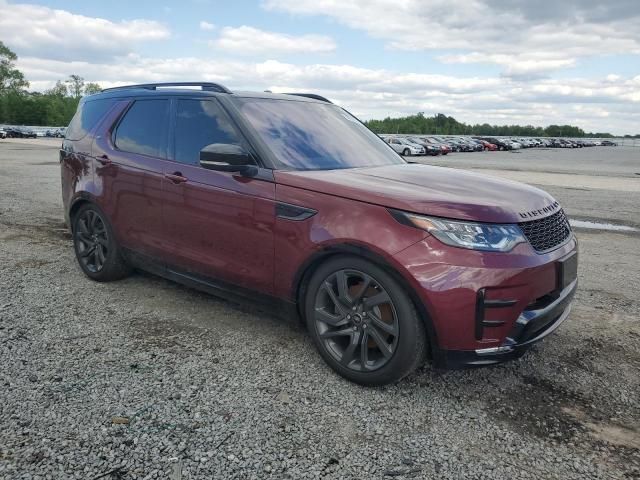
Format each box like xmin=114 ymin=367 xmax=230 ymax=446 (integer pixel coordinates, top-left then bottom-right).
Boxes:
xmin=238 ymin=98 xmax=405 ymax=170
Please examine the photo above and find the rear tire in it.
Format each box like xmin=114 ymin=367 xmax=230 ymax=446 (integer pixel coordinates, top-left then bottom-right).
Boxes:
xmin=72 ymin=203 xmax=131 ymax=282
xmin=304 ymin=255 xmax=427 ymax=386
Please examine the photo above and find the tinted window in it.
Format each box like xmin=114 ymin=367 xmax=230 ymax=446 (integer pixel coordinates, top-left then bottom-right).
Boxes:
xmin=114 ymin=99 xmax=169 ymax=158
xmin=239 ymin=99 xmax=405 ymax=171
xmin=174 ymin=99 xmax=243 ymax=165
xmin=65 ymin=98 xmax=115 ymax=140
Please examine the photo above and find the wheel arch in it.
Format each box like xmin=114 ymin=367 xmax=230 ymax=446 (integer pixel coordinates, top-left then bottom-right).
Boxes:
xmin=294 ymin=243 xmax=439 ymax=356
xmin=68 ymin=193 xmax=98 ymax=230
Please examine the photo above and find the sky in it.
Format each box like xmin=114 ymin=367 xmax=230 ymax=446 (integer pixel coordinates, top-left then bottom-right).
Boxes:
xmin=1 ymin=0 xmax=639 ymax=134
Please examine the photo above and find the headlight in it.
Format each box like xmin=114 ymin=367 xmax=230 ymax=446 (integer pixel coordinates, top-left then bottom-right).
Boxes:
xmin=390 ymin=210 xmax=526 ymax=252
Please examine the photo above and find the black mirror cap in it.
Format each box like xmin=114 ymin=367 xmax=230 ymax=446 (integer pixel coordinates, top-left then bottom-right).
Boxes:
xmin=199 ymin=143 xmax=258 ymax=177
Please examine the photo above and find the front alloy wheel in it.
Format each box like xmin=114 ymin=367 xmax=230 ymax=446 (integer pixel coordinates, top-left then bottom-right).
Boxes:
xmin=305 ymin=256 xmax=427 ymax=385
xmin=314 ymin=269 xmax=399 ymax=372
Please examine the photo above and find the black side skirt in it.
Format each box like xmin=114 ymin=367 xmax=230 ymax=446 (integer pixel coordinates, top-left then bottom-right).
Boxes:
xmin=122 ymin=248 xmax=299 ymax=322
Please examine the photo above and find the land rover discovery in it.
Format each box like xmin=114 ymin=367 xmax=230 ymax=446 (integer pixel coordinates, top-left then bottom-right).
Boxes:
xmin=60 ymin=82 xmax=578 ymax=385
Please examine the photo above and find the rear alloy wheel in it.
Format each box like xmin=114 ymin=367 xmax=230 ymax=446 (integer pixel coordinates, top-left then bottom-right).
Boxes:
xmin=72 ymin=204 xmax=131 ymax=281
xmin=305 ymin=256 xmax=427 ymax=385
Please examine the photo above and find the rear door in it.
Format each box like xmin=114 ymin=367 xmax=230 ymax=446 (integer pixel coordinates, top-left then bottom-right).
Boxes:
xmin=92 ymin=98 xmax=169 ymax=260
xmin=161 ymin=97 xmax=276 ymax=294
xmin=388 ymin=138 xmax=403 ymax=154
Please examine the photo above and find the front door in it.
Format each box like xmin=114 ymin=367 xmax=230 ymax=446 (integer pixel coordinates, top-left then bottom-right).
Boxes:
xmin=162 ymin=98 xmax=276 ymax=295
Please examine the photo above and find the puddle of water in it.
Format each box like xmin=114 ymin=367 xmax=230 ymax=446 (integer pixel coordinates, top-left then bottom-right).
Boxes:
xmin=569 ymin=219 xmax=639 ymax=232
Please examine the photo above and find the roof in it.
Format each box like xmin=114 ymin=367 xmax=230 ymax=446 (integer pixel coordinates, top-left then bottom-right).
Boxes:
xmin=85 ymin=82 xmax=332 ymax=104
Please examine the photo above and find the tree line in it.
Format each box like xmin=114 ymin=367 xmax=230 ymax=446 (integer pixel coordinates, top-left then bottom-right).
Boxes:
xmin=0 ymin=41 xmax=100 ymax=126
xmin=364 ymin=112 xmax=615 ymax=138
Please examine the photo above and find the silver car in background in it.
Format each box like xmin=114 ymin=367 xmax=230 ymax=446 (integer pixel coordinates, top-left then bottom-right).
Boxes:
xmin=384 ymin=137 xmax=425 ymax=156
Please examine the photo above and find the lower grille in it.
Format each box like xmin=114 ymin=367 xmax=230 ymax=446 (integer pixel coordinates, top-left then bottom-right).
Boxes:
xmin=518 ymin=209 xmax=571 ymax=252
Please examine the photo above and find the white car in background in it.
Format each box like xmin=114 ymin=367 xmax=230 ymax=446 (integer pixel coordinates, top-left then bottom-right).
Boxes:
xmin=385 ymin=137 xmax=425 ymax=156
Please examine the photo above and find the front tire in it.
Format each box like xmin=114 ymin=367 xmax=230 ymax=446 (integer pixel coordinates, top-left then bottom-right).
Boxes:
xmin=304 ymin=256 xmax=427 ymax=386
xmin=72 ymin=203 xmax=131 ymax=282
xmin=402 ymin=148 xmax=410 ymax=156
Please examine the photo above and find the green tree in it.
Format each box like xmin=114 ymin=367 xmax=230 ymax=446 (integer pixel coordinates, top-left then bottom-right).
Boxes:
xmin=84 ymin=82 xmax=102 ymax=95
xmin=66 ymin=74 xmax=85 ymax=98
xmin=46 ymin=80 xmax=68 ymax=97
xmin=0 ymin=41 xmax=29 ymax=94
xmin=364 ymin=113 xmax=600 ymax=138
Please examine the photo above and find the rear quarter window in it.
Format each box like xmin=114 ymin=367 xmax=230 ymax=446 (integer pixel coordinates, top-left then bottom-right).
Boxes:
xmin=65 ymin=98 xmax=115 ymax=141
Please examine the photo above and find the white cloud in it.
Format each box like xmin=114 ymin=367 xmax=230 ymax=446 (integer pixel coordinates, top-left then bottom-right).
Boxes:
xmin=0 ymin=0 xmax=170 ymax=61
xmin=439 ymin=53 xmax=577 ymax=78
xmin=262 ymin=0 xmax=640 ymax=76
xmin=211 ymin=26 xmax=336 ymax=54
xmin=16 ymin=55 xmax=640 ymax=134
xmin=199 ymin=21 xmax=215 ymax=31
xmin=3 ymin=1 xmax=638 ymax=134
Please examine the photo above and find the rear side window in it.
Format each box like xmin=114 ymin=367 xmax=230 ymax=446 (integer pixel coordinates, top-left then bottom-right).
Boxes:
xmin=114 ymin=99 xmax=169 ymax=158
xmin=174 ymin=99 xmax=243 ymax=165
xmin=65 ymin=98 xmax=115 ymax=140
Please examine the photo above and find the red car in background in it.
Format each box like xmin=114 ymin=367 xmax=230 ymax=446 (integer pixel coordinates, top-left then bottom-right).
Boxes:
xmin=479 ymin=140 xmax=498 ymax=151
xmin=61 ymin=83 xmax=578 ymax=385
xmin=438 ymin=144 xmax=451 ymax=155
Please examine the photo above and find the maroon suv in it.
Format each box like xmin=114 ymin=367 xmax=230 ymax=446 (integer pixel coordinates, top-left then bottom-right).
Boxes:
xmin=60 ymin=82 xmax=578 ymax=385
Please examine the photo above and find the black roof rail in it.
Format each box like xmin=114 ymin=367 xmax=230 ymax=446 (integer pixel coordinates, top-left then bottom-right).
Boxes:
xmin=284 ymin=93 xmax=332 ymax=103
xmin=102 ymin=82 xmax=232 ymax=94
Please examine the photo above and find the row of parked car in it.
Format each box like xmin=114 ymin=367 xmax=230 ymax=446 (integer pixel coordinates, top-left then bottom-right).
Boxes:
xmin=0 ymin=127 xmax=37 ymax=138
xmin=0 ymin=126 xmax=66 ymax=139
xmin=380 ymin=134 xmax=618 ymax=156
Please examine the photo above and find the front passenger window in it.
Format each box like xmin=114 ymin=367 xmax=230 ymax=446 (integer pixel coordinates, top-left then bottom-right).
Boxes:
xmin=174 ymin=99 xmax=245 ymax=166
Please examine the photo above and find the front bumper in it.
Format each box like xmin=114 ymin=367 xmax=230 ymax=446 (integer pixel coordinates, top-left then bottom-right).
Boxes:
xmin=433 ymin=278 xmax=576 ymax=368
xmin=392 ymin=233 xmax=578 ymax=360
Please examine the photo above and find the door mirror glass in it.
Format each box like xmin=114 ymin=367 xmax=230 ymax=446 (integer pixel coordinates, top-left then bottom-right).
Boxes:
xmin=199 ymin=143 xmax=257 ymax=175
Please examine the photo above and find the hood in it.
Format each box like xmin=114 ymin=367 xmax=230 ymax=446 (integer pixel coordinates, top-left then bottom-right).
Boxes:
xmin=275 ymin=163 xmax=558 ymax=224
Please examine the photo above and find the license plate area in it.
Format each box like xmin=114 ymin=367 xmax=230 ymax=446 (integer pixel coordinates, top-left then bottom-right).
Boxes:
xmin=557 ymin=251 xmax=578 ymax=290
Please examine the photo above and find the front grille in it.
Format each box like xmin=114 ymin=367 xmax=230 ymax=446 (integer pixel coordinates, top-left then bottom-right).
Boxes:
xmin=518 ymin=209 xmax=571 ymax=252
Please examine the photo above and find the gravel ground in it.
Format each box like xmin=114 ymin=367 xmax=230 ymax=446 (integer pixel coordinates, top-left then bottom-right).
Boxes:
xmin=1 ymin=138 xmax=639 ymax=479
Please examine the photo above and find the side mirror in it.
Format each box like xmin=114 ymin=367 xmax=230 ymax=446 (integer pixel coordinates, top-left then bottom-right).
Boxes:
xmin=199 ymin=143 xmax=258 ymax=177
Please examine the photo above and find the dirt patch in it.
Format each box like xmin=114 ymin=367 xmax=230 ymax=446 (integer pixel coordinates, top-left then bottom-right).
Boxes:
xmin=127 ymin=312 xmax=219 ymax=351
xmin=0 ymin=232 xmax=32 ymax=242
xmin=483 ymin=371 xmax=640 ymax=475
xmin=0 ymin=217 xmax=70 ymax=244
xmin=490 ymin=374 xmax=588 ymax=442
xmin=563 ymin=406 xmax=640 ymax=450
xmin=14 ymin=258 xmax=53 ymax=269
